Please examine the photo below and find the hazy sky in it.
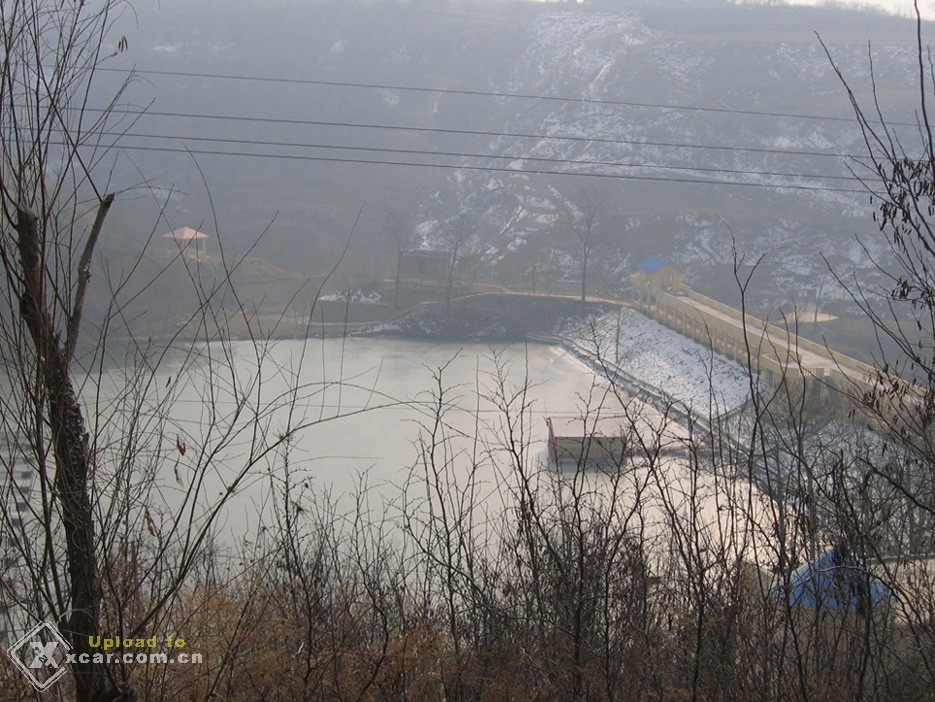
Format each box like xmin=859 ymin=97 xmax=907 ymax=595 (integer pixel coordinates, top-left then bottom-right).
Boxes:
xmin=783 ymin=0 xmax=934 ymax=19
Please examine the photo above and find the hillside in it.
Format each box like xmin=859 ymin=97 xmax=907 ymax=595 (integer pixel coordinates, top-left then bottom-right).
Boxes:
xmin=91 ymin=0 xmax=932 ymax=351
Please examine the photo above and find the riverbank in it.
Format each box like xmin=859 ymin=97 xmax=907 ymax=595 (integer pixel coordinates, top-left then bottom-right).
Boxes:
xmin=364 ymin=294 xmax=616 ymax=341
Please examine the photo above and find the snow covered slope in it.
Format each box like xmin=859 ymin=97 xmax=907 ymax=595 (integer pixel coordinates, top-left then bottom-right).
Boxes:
xmin=418 ymin=3 xmax=923 ymax=316
xmin=558 ymin=308 xmax=751 ymax=413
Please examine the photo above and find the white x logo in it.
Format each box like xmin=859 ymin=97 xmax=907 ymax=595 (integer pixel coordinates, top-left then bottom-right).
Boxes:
xmin=28 ymin=641 xmax=61 ymax=669
xmin=6 ymin=622 xmax=71 ymax=692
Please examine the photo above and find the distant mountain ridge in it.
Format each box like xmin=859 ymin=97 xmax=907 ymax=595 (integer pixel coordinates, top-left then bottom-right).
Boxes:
xmin=104 ymin=0 xmax=929 ymax=335
xmin=415 ymin=2 xmax=923 ymax=314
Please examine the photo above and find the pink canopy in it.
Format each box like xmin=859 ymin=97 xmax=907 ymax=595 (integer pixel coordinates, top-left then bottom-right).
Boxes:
xmin=163 ymin=227 xmax=208 ymax=241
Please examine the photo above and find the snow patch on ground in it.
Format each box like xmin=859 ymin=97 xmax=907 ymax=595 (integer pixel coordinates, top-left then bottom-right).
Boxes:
xmin=558 ymin=308 xmax=751 ymax=414
xmin=321 ymin=289 xmax=382 ymax=304
xmin=415 ymin=220 xmax=440 ymax=247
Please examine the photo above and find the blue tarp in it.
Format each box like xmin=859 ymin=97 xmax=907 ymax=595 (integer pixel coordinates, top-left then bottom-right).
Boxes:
xmin=776 ymin=546 xmax=893 ymax=611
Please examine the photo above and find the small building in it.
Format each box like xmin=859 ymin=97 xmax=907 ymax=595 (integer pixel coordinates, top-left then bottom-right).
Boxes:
xmin=546 ymin=415 xmax=629 ymax=467
xmin=630 ymin=256 xmax=682 ymax=306
xmin=163 ymin=226 xmax=209 ymax=260
xmin=397 ymin=249 xmax=451 ymax=286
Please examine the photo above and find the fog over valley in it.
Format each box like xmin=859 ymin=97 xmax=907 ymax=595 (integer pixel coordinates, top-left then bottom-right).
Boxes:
xmin=4 ymin=1 xmax=935 ymax=699
xmin=88 ymin=0 xmax=929 ymax=358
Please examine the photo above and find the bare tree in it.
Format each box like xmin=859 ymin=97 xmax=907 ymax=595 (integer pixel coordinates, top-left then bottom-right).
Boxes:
xmin=819 ymin=3 xmax=935 ymax=545
xmin=0 ymin=4 xmax=372 ymax=701
xmin=444 ymin=213 xmax=471 ymax=312
xmin=558 ymin=188 xmax=607 ymax=303
xmin=0 ymin=2 xmax=133 ymax=699
xmin=383 ymin=207 xmax=410 ymax=306
xmin=808 ymin=8 xmax=935 ymax=687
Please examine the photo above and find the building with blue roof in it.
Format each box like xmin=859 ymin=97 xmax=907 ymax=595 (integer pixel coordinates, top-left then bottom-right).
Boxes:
xmin=631 ymin=257 xmax=682 ymax=308
xmin=638 ymin=256 xmax=671 ymax=274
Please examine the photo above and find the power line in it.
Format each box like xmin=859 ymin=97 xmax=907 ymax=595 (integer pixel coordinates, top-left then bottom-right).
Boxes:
xmin=99 ymin=105 xmax=863 ymax=162
xmin=101 ymin=66 xmax=890 ymax=126
xmin=68 ymin=67 xmax=881 ymax=192
xmin=45 ymin=105 xmax=870 ymax=191
xmin=108 ymin=130 xmax=856 ymax=183
xmin=101 ymin=141 xmax=866 ymax=193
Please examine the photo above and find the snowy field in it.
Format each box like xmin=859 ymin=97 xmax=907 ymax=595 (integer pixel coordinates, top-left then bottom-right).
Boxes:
xmin=558 ymin=308 xmax=752 ymax=414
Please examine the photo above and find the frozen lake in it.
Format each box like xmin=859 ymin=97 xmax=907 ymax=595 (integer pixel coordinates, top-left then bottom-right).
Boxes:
xmin=86 ymin=337 xmax=616 ymax=539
